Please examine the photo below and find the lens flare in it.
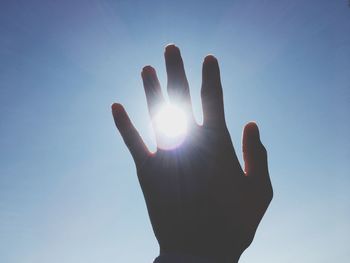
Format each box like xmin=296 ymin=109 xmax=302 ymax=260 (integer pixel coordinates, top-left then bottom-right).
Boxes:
xmin=153 ymin=104 xmax=188 ymax=149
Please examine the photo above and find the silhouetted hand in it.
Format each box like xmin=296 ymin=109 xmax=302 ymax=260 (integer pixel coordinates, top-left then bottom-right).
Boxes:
xmin=112 ymin=45 xmax=273 ymax=262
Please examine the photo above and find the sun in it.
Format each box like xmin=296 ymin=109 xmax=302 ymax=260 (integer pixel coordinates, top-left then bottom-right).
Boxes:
xmin=154 ymin=104 xmax=187 ymax=138
xmin=153 ymin=104 xmax=188 ymax=149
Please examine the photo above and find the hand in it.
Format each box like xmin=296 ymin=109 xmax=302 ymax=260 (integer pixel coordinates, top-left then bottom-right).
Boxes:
xmin=112 ymin=45 xmax=273 ymax=262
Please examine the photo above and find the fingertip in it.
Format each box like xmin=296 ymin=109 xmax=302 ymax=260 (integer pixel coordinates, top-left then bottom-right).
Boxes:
xmin=142 ymin=65 xmax=155 ymax=76
xmin=244 ymin=121 xmax=260 ymax=139
xmin=165 ymin=43 xmax=176 ymax=48
xmin=165 ymin=43 xmax=177 ymax=49
xmin=111 ymin=103 xmax=123 ymax=112
xmin=245 ymin=121 xmax=258 ymax=129
xmin=165 ymin=43 xmax=180 ymax=55
xmin=111 ymin=103 xmax=129 ymax=126
xmin=242 ymin=122 xmax=262 ymax=156
xmin=204 ymin=54 xmax=218 ymax=63
xmin=202 ymin=55 xmax=220 ymax=78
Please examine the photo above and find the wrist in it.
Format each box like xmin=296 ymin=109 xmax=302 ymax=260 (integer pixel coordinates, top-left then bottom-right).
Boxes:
xmin=154 ymin=250 xmax=240 ymax=263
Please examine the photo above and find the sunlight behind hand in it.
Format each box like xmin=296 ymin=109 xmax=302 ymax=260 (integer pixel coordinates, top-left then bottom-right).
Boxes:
xmin=152 ymin=103 xmax=188 ymax=149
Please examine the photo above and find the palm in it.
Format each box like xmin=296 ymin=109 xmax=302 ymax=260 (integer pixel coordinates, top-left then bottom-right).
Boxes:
xmin=112 ymin=45 xmax=272 ymax=261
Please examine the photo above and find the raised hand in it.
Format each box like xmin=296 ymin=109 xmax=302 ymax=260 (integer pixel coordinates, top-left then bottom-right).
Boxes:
xmin=112 ymin=45 xmax=273 ymax=262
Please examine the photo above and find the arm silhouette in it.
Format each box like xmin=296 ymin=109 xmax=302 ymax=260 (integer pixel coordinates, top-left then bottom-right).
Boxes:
xmin=112 ymin=44 xmax=273 ymax=263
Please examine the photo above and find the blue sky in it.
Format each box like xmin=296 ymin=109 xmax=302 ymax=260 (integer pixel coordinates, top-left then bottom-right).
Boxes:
xmin=0 ymin=0 xmax=349 ymax=262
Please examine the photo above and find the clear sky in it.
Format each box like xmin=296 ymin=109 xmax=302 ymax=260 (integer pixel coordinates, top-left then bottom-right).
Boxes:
xmin=0 ymin=0 xmax=349 ymax=262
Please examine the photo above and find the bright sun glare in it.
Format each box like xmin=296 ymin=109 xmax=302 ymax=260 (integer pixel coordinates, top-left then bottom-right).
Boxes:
xmin=153 ymin=104 xmax=188 ymax=149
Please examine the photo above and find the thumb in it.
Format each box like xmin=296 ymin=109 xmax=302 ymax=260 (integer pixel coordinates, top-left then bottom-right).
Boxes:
xmin=242 ymin=122 xmax=268 ymax=179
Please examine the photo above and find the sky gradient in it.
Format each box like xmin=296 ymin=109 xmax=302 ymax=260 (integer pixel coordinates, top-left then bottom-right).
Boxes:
xmin=0 ymin=0 xmax=349 ymax=262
